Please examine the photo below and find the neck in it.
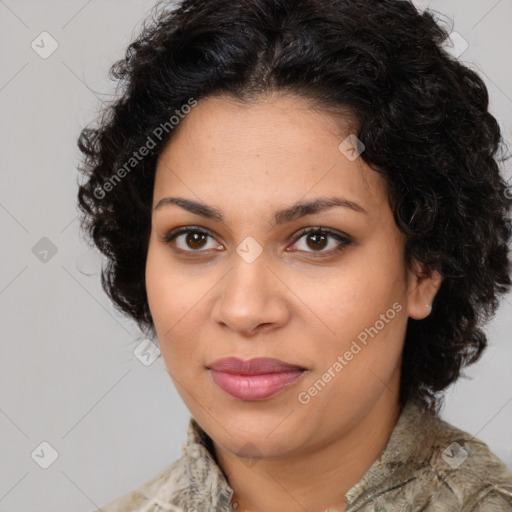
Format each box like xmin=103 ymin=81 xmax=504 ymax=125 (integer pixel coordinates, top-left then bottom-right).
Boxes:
xmin=214 ymin=378 xmax=402 ymax=512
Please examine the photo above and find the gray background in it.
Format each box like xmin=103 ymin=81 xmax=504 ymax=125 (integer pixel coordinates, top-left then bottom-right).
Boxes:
xmin=0 ymin=1 xmax=511 ymax=511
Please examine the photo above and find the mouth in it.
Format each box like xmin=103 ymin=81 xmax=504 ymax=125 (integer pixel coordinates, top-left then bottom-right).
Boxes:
xmin=206 ymin=357 xmax=307 ymax=401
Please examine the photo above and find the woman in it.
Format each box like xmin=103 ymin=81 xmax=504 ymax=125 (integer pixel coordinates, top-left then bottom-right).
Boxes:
xmin=77 ymin=0 xmax=512 ymax=510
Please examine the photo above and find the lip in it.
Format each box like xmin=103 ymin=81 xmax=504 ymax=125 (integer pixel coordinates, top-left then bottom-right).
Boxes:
xmin=207 ymin=357 xmax=307 ymax=401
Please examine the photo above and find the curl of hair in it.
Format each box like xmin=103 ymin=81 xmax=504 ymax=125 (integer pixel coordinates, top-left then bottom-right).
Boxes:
xmin=77 ymin=0 xmax=512 ymax=413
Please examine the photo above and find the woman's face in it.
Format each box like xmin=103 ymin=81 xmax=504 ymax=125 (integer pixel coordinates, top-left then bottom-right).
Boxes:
xmin=145 ymin=93 xmax=440 ymax=459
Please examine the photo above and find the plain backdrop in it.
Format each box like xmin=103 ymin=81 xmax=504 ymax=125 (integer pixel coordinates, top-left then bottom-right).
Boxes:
xmin=0 ymin=1 xmax=511 ymax=511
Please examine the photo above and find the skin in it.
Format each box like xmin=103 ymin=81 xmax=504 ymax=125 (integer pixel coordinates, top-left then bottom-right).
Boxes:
xmin=145 ymin=92 xmax=442 ymax=512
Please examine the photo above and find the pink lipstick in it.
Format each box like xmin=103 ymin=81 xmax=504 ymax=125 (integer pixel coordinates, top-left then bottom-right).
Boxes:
xmin=207 ymin=357 xmax=306 ymax=401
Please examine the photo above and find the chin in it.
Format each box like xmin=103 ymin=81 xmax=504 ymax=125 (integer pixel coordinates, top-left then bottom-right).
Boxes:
xmin=213 ymin=424 xmax=303 ymax=460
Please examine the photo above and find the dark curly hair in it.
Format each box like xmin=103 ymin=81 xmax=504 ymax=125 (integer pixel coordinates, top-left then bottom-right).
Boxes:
xmin=76 ymin=0 xmax=512 ymax=414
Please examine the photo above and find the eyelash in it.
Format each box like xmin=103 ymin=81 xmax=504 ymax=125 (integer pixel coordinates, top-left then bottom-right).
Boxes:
xmin=161 ymin=226 xmax=353 ymax=258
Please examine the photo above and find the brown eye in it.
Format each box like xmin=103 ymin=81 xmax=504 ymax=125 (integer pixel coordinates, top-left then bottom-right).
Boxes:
xmin=305 ymin=232 xmax=329 ymax=251
xmin=289 ymin=228 xmax=352 ymax=256
xmin=163 ymin=227 xmax=223 ymax=254
xmin=184 ymin=231 xmax=208 ymax=250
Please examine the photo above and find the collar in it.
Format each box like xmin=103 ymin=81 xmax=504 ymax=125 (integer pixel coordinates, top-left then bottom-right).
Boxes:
xmin=147 ymin=400 xmax=442 ymax=511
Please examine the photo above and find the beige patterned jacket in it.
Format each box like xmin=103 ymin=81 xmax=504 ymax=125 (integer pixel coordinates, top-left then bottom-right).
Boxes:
xmin=95 ymin=401 xmax=512 ymax=511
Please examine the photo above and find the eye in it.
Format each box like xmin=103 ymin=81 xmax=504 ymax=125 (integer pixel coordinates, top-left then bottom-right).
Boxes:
xmin=288 ymin=227 xmax=352 ymax=257
xmin=162 ymin=227 xmax=223 ymax=255
xmin=161 ymin=226 xmax=352 ymax=258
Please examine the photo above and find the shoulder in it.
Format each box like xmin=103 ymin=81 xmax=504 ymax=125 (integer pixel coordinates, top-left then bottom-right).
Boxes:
xmin=361 ymin=402 xmax=512 ymax=511
xmin=417 ymin=411 xmax=512 ymax=511
xmin=92 ymin=418 xmax=232 ymax=512
xmin=93 ymin=458 xmax=185 ymax=512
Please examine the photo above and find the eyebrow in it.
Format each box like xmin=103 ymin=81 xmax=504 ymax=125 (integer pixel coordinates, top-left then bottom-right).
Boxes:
xmin=153 ymin=195 xmax=367 ymax=226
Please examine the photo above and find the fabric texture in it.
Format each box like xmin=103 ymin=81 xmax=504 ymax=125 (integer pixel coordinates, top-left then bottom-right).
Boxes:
xmin=95 ymin=401 xmax=512 ymax=511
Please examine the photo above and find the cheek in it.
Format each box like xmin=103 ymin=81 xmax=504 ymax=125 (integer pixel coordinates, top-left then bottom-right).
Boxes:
xmin=310 ymin=283 xmax=407 ymax=377
xmin=296 ymin=254 xmax=406 ymax=340
xmin=145 ymin=243 xmax=226 ymax=394
xmin=145 ymin=245 xmax=200 ymax=358
xmin=294 ymin=295 xmax=407 ymax=422
xmin=292 ymin=245 xmax=408 ymax=387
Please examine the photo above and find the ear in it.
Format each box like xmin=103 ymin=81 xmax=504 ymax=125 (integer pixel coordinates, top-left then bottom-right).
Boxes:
xmin=406 ymin=260 xmax=443 ymax=320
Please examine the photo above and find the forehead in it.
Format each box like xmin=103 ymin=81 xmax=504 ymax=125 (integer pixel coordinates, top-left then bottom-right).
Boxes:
xmin=153 ymin=93 xmax=389 ymax=220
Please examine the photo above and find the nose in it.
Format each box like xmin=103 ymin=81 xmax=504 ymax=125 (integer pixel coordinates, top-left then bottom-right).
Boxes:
xmin=211 ymin=252 xmax=290 ymax=337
